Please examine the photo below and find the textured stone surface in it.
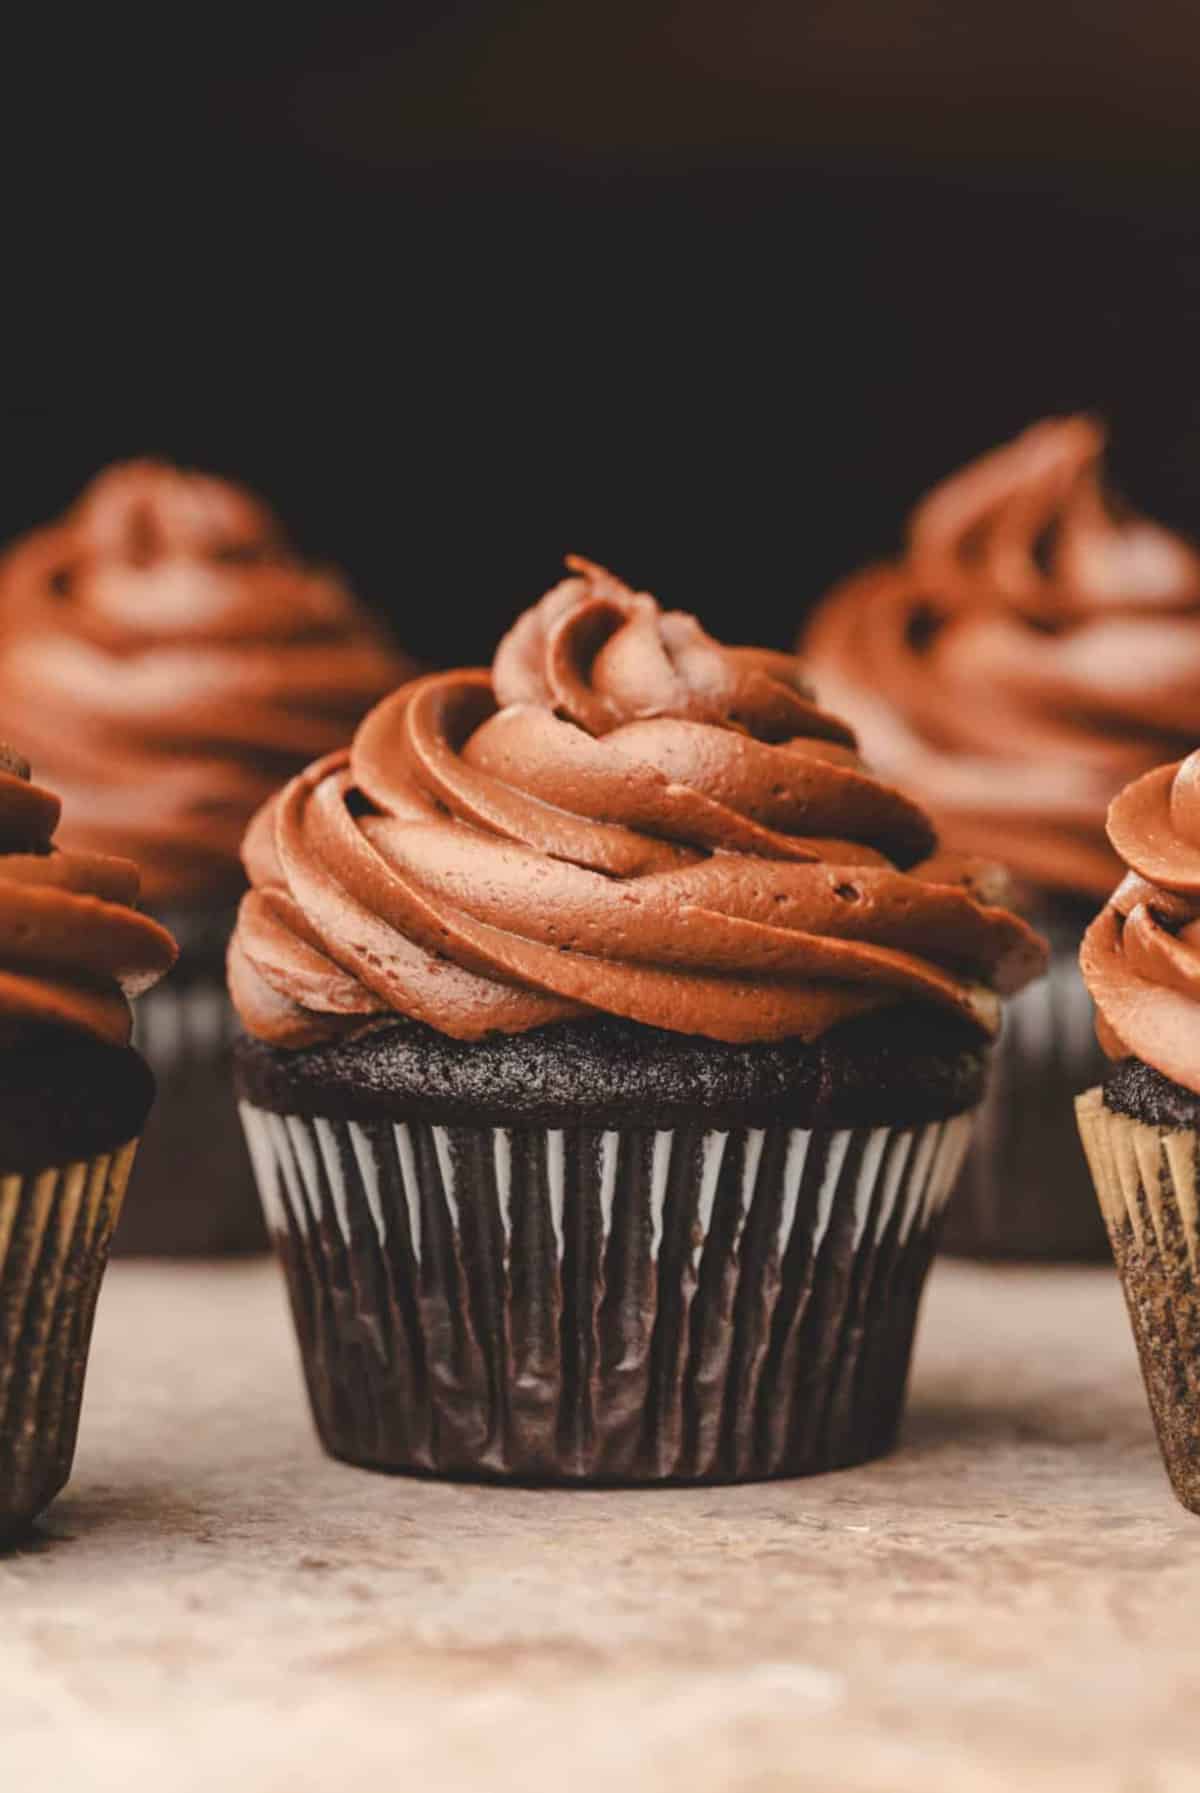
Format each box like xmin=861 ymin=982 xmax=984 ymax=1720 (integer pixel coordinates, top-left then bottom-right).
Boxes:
xmin=0 ymin=1258 xmax=1196 ymax=1792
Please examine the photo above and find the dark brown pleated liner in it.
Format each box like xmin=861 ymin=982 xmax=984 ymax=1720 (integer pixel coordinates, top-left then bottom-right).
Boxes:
xmin=241 ymin=1105 xmax=971 ymax=1484
xmin=1077 ymin=1090 xmax=1200 ymax=1513
xmin=118 ymin=977 xmax=265 ymax=1255
xmin=945 ymin=926 xmax=1109 ymax=1261
xmin=0 ymin=1142 xmax=137 ymax=1540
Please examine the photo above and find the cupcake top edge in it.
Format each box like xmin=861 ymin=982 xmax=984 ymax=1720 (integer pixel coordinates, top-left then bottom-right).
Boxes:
xmin=1081 ymin=749 xmax=1200 ymax=1096
xmin=230 ymin=557 xmax=1046 ymax=1051
xmin=804 ymin=414 xmax=1200 ymax=904
xmin=0 ymin=459 xmax=417 ymax=914
xmin=0 ymin=743 xmax=177 ymax=1050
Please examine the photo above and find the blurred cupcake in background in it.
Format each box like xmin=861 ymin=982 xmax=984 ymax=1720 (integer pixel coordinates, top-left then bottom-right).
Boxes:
xmin=0 ymin=743 xmax=175 ymax=1538
xmin=804 ymin=416 xmax=1200 ymax=1258
xmin=1077 ymin=751 xmax=1200 ymax=1513
xmin=0 ymin=462 xmax=415 ymax=1254
xmin=230 ymin=557 xmax=1044 ymax=1485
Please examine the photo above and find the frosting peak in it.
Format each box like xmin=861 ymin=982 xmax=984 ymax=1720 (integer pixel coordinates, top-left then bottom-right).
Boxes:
xmin=231 ymin=561 xmax=1045 ymax=1049
xmin=494 ymin=555 xmax=844 ymax=743
xmin=0 ymin=461 xmax=414 ymax=910
xmin=908 ymin=416 xmax=1200 ymax=618
xmin=0 ymin=744 xmax=175 ymax=1047
xmin=805 ymin=417 xmax=1200 ymax=900
xmin=71 ymin=457 xmax=282 ymax=566
xmin=1082 ymin=751 xmax=1200 ymax=1093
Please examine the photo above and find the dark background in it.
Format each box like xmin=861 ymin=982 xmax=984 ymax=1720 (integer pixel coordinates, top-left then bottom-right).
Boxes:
xmin=7 ymin=2 xmax=1200 ymax=664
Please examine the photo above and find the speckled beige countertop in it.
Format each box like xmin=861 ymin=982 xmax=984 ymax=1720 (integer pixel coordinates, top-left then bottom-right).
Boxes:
xmin=0 ymin=1257 xmax=1194 ymax=1793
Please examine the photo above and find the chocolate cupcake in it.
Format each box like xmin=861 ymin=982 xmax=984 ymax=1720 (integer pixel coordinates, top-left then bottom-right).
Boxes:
xmin=1076 ymin=751 xmax=1200 ymax=1513
xmin=0 ymin=744 xmax=175 ymax=1538
xmin=0 ymin=462 xmax=413 ymax=1253
xmin=805 ymin=416 xmax=1200 ymax=1258
xmin=230 ymin=558 xmax=1044 ymax=1484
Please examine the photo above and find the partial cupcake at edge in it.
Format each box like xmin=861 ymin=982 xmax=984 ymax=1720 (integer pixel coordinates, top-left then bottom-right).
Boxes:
xmin=0 ymin=743 xmax=175 ymax=1539
xmin=1077 ymin=751 xmax=1200 ymax=1514
xmin=804 ymin=415 xmax=1200 ymax=1259
xmin=0 ymin=462 xmax=415 ymax=1254
xmin=229 ymin=556 xmax=1045 ymax=1486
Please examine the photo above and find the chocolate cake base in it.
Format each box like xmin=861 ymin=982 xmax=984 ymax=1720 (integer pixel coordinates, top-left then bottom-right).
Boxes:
xmin=115 ymin=909 xmax=265 ymax=1256
xmin=236 ymin=1009 xmax=981 ymax=1484
xmin=0 ymin=1042 xmax=153 ymax=1172
xmin=1077 ymin=1066 xmax=1200 ymax=1514
xmin=236 ymin=1005 xmax=987 ymax=1132
xmin=1102 ymin=1058 xmax=1200 ymax=1131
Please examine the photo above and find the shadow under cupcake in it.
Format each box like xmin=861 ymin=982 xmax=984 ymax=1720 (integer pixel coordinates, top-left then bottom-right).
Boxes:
xmin=230 ymin=558 xmax=1045 ymax=1484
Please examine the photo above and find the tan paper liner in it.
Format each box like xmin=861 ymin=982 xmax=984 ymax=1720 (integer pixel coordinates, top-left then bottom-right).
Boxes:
xmin=1076 ymin=1088 xmax=1200 ymax=1513
xmin=0 ymin=1140 xmax=138 ymax=1540
xmin=241 ymin=1102 xmax=973 ymax=1485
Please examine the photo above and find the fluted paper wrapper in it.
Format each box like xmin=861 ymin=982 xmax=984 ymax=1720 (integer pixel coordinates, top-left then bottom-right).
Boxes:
xmin=1076 ymin=1088 xmax=1200 ymax=1513
xmin=241 ymin=1104 xmax=972 ymax=1484
xmin=0 ymin=1141 xmax=138 ymax=1539
xmin=944 ymin=934 xmax=1109 ymax=1260
xmin=118 ymin=979 xmax=264 ymax=1255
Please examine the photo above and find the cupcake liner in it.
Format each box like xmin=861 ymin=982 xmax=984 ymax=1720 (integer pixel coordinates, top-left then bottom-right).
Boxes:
xmin=942 ymin=931 xmax=1109 ymax=1260
xmin=1076 ymin=1089 xmax=1200 ymax=1513
xmin=134 ymin=975 xmax=235 ymax=1066
xmin=0 ymin=1140 xmax=138 ymax=1539
xmin=240 ymin=1102 xmax=972 ymax=1483
xmin=117 ymin=978 xmax=264 ymax=1255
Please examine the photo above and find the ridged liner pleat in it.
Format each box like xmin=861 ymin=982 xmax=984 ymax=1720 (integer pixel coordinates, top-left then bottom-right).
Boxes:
xmin=944 ymin=938 xmax=1109 ymax=1260
xmin=242 ymin=1105 xmax=972 ymax=1484
xmin=118 ymin=981 xmax=263 ymax=1255
xmin=0 ymin=1141 xmax=137 ymax=1537
xmin=1077 ymin=1089 xmax=1200 ymax=1513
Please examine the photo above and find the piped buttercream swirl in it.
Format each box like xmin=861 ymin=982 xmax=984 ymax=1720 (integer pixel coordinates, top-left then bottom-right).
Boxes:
xmin=230 ymin=558 xmax=1044 ymax=1048
xmin=0 ymin=744 xmax=175 ymax=1046
xmin=805 ymin=417 xmax=1200 ymax=900
xmin=0 ymin=460 xmax=414 ymax=910
xmin=1082 ymin=751 xmax=1200 ymax=1093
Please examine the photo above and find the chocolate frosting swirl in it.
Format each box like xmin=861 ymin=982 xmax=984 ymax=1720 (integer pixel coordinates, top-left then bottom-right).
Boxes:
xmin=0 ymin=743 xmax=175 ymax=1047
xmin=230 ymin=558 xmax=1044 ymax=1048
xmin=805 ymin=417 xmax=1200 ymax=900
xmin=1081 ymin=752 xmax=1200 ymax=1094
xmin=0 ymin=461 xmax=414 ymax=911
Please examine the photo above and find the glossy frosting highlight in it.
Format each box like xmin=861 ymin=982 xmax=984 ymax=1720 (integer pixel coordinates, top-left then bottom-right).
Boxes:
xmin=805 ymin=417 xmax=1200 ymax=900
xmin=0 ymin=461 xmax=414 ymax=911
xmin=1082 ymin=752 xmax=1200 ymax=1094
xmin=231 ymin=558 xmax=1044 ymax=1048
xmin=0 ymin=744 xmax=176 ymax=1047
